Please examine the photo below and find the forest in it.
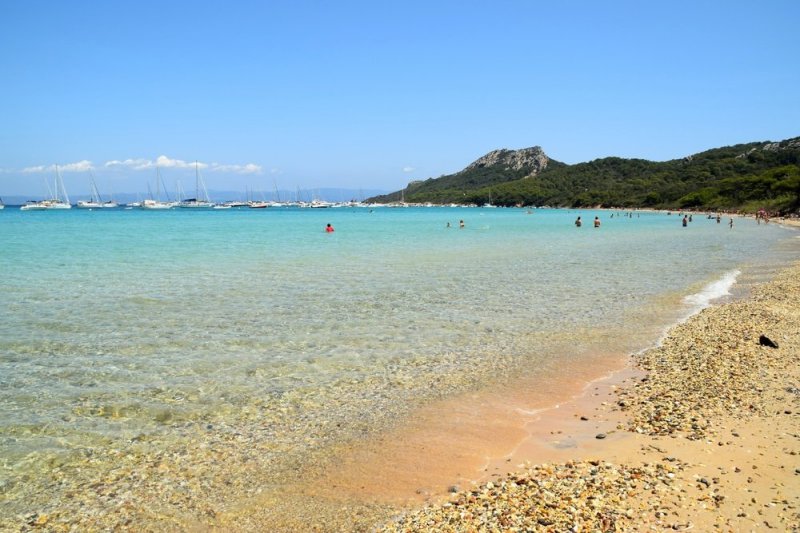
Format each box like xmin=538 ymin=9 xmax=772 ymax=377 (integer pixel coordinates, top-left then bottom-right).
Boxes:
xmin=370 ymin=138 xmax=800 ymax=213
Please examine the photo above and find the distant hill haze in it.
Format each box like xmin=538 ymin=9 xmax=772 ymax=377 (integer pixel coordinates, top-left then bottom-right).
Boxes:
xmin=369 ymin=138 xmax=800 ymax=213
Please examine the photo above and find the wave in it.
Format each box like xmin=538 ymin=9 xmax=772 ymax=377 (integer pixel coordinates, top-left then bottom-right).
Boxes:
xmin=683 ymin=269 xmax=741 ymax=311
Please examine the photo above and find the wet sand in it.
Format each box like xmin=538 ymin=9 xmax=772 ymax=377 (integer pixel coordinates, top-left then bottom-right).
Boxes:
xmin=216 ymin=258 xmax=800 ymax=531
xmin=376 ymin=259 xmax=800 ymax=531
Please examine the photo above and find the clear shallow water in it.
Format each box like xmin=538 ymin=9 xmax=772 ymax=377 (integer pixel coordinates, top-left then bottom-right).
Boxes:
xmin=1 ymin=207 xmax=799 ymax=521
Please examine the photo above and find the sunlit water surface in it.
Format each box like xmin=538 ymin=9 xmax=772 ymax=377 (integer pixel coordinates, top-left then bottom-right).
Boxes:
xmin=1 ymin=206 xmax=798 ymax=521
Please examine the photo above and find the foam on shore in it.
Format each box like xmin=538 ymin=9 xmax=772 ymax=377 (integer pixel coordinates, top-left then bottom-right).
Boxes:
xmin=682 ymin=268 xmax=740 ymax=311
xmin=379 ymin=261 xmax=800 ymax=532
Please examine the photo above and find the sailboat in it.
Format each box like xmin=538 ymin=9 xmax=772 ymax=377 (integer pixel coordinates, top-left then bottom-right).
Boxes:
xmin=269 ymin=180 xmax=286 ymax=207
xmin=76 ymin=171 xmax=118 ymax=208
xmin=179 ymin=162 xmax=215 ymax=208
xmin=141 ymin=167 xmax=173 ymax=210
xmin=246 ymin=186 xmax=268 ymax=208
xmin=0 ymin=197 xmax=5 ymax=210
xmin=21 ymin=166 xmax=72 ymax=210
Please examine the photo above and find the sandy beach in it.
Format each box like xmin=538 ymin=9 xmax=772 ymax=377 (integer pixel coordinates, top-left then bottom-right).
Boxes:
xmin=205 ymin=244 xmax=800 ymax=531
xmin=374 ymin=258 xmax=800 ymax=532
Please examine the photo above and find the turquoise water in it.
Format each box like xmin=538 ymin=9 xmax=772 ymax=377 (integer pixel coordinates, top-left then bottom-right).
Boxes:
xmin=1 ymin=206 xmax=798 ymax=524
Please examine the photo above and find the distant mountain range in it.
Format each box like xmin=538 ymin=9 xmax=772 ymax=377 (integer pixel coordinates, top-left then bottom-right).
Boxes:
xmin=369 ymin=137 xmax=800 ymax=213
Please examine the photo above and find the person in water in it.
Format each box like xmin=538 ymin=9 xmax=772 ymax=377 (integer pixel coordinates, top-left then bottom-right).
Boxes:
xmin=593 ymin=216 xmax=600 ymax=228
xmin=575 ymin=216 xmax=582 ymax=227
xmin=459 ymin=219 xmax=465 ymax=228
xmin=325 ymin=223 xmax=334 ymax=233
xmin=682 ymin=215 xmax=688 ymax=227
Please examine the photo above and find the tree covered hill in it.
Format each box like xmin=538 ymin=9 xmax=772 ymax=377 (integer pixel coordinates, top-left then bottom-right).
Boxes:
xmin=370 ymin=137 xmax=800 ymax=213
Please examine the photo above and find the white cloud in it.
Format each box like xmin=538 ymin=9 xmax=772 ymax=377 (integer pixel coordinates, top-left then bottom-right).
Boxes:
xmin=154 ymin=155 xmax=206 ymax=170
xmin=21 ymin=161 xmax=94 ymax=173
xmin=208 ymin=162 xmax=263 ymax=174
xmin=103 ymin=156 xmax=261 ymax=174
xmin=61 ymin=160 xmax=94 ymax=172
xmin=105 ymin=158 xmax=152 ymax=170
xmin=21 ymin=165 xmax=49 ymax=174
xmin=402 ymin=166 xmax=416 ymax=173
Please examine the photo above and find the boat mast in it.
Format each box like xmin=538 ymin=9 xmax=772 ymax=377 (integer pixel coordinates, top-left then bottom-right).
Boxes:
xmin=156 ymin=166 xmax=172 ymax=202
xmin=88 ymin=170 xmax=101 ymax=202
xmin=57 ymin=165 xmax=70 ymax=204
xmin=44 ymin=174 xmax=55 ymax=200
xmin=155 ymin=167 xmax=161 ymax=201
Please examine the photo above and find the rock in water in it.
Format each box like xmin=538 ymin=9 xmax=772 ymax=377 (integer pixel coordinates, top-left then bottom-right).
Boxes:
xmin=758 ymin=335 xmax=779 ymax=348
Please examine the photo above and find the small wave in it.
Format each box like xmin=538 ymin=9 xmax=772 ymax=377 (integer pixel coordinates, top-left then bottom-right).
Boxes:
xmin=683 ymin=269 xmax=740 ymax=310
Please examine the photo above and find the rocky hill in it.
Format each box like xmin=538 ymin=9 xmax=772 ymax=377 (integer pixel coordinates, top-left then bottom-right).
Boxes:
xmin=369 ymin=137 xmax=800 ymax=213
xmin=370 ymin=146 xmax=562 ymax=204
xmin=463 ymin=146 xmax=550 ymax=175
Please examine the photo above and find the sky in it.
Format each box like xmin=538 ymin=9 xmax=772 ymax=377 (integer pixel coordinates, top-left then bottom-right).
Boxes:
xmin=1 ymin=0 xmax=799 ymax=198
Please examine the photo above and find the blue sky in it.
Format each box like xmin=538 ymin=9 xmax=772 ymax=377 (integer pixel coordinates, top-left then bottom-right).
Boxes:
xmin=1 ymin=0 xmax=798 ymax=197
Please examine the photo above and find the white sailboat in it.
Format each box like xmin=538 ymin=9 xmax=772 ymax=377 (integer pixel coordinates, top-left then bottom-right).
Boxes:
xmin=21 ymin=166 xmax=72 ymax=210
xmin=0 ymin=197 xmax=5 ymax=210
xmin=140 ymin=167 xmax=174 ymax=210
xmin=179 ymin=162 xmax=215 ymax=208
xmin=76 ymin=171 xmax=118 ymax=208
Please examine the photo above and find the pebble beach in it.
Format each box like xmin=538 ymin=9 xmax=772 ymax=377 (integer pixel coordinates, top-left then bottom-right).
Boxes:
xmin=381 ymin=255 xmax=800 ymax=532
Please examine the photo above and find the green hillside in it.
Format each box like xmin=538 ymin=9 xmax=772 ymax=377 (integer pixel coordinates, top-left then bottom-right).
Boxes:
xmin=370 ymin=138 xmax=800 ymax=213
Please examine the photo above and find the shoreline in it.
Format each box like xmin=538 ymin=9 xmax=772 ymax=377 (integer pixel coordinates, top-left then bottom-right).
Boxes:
xmin=213 ymin=352 xmax=640 ymax=531
xmin=5 ymin=215 xmax=798 ymax=531
xmin=213 ymin=258 xmax=800 ymax=531
xmin=376 ymin=260 xmax=800 ymax=531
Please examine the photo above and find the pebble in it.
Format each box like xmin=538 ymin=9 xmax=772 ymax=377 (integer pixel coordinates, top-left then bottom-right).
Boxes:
xmin=381 ymin=461 xmax=681 ymax=532
xmin=379 ymin=263 xmax=800 ymax=533
xmin=8 ymin=245 xmax=800 ymax=533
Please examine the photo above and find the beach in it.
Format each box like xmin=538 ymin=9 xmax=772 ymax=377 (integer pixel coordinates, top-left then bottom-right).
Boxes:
xmin=377 ymin=257 xmax=800 ymax=532
xmin=209 ymin=229 xmax=800 ymax=532
xmin=2 ymin=209 xmax=799 ymax=532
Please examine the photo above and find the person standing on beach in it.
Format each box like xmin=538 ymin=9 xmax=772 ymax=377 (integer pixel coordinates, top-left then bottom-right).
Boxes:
xmin=593 ymin=216 xmax=600 ymax=228
xmin=575 ymin=216 xmax=582 ymax=227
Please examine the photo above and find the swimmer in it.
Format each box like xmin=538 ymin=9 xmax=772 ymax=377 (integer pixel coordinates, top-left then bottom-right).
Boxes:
xmin=325 ymin=223 xmax=334 ymax=233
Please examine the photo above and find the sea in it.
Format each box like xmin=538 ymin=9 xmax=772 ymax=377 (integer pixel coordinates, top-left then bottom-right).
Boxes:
xmin=1 ymin=206 xmax=798 ymax=526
